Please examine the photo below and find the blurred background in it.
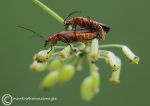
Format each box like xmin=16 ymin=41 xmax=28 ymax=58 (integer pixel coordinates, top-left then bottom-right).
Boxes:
xmin=0 ymin=0 xmax=149 ymax=106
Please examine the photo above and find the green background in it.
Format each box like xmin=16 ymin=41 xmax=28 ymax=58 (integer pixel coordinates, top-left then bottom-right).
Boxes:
xmin=0 ymin=0 xmax=149 ymax=106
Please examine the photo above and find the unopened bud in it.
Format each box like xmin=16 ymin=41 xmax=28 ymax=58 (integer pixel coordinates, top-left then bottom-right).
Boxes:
xmin=41 ymin=71 xmax=59 ymax=90
xmin=81 ymin=76 xmax=95 ymax=101
xmin=107 ymin=52 xmax=120 ymax=71
xmin=89 ymin=39 xmax=99 ymax=61
xmin=30 ymin=61 xmax=47 ymax=72
xmin=59 ymin=64 xmax=75 ymax=83
xmin=33 ymin=50 xmax=52 ymax=62
xmin=122 ymin=46 xmax=139 ymax=64
xmin=48 ymin=59 xmax=63 ymax=71
xmin=109 ymin=57 xmax=121 ymax=84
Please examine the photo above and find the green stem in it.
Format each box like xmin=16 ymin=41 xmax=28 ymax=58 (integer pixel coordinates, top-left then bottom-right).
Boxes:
xmin=32 ymin=0 xmax=64 ymax=24
xmin=99 ymin=44 xmax=124 ymax=48
xmin=99 ymin=50 xmax=112 ymax=56
xmin=71 ymin=57 xmax=78 ymax=65
xmin=100 ymin=50 xmax=110 ymax=53
xmin=87 ymin=56 xmax=94 ymax=75
xmin=99 ymin=55 xmax=108 ymax=60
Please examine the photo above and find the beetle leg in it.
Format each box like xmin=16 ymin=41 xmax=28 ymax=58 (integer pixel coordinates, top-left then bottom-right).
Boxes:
xmin=58 ymin=35 xmax=73 ymax=51
xmin=72 ymin=24 xmax=77 ymax=41
xmin=47 ymin=44 xmax=53 ymax=54
xmin=68 ymin=43 xmax=73 ymax=51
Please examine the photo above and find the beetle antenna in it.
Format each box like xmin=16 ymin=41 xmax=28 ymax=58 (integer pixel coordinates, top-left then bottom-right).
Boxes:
xmin=64 ymin=11 xmax=81 ymax=24
xmin=16 ymin=26 xmax=46 ymax=41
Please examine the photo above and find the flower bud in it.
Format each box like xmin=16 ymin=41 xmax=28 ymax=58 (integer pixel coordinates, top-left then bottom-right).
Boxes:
xmin=41 ymin=71 xmax=59 ymax=90
xmin=122 ymin=46 xmax=139 ymax=64
xmin=59 ymin=46 xmax=71 ymax=58
xmin=91 ymin=70 xmax=100 ymax=93
xmin=59 ymin=64 xmax=75 ymax=83
xmin=30 ymin=61 xmax=47 ymax=72
xmin=48 ymin=59 xmax=63 ymax=71
xmin=89 ymin=39 xmax=100 ymax=61
xmin=81 ymin=76 xmax=95 ymax=101
xmin=109 ymin=57 xmax=121 ymax=84
xmin=33 ymin=50 xmax=52 ymax=62
xmin=107 ymin=52 xmax=120 ymax=71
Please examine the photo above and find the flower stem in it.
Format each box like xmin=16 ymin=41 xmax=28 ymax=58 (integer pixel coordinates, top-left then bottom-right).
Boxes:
xmin=99 ymin=44 xmax=124 ymax=48
xmin=32 ymin=0 xmax=64 ymax=24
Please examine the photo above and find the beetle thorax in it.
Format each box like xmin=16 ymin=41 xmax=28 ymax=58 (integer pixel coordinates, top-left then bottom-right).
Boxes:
xmin=47 ymin=34 xmax=58 ymax=45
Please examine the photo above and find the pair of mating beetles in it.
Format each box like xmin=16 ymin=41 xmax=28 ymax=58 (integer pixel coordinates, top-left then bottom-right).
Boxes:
xmin=18 ymin=11 xmax=110 ymax=50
